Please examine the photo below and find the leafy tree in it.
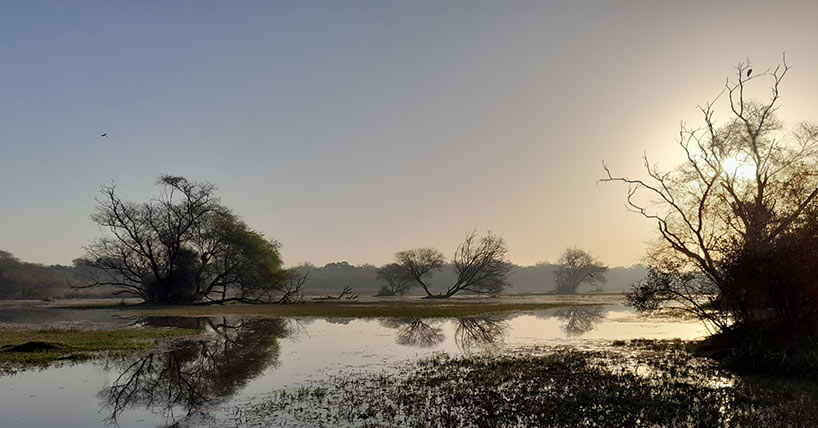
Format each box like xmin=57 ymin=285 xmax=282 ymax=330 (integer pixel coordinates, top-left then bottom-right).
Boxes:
xmin=0 ymin=250 xmax=72 ymax=299
xmin=75 ymin=175 xmax=291 ymax=305
xmin=375 ymin=263 xmax=415 ymax=296
xmin=552 ymin=247 xmax=608 ymax=294
xmin=603 ymin=58 xmax=818 ymax=330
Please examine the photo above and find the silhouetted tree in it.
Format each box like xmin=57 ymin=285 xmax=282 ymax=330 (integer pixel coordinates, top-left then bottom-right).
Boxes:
xmin=74 ymin=175 xmax=291 ymax=305
xmin=447 ymin=231 xmax=511 ymax=297
xmin=552 ymin=247 xmax=608 ymax=294
xmin=277 ymin=260 xmax=646 ymax=295
xmin=394 ymin=248 xmax=445 ymax=296
xmin=603 ymin=57 xmax=818 ymax=330
xmin=395 ymin=231 xmax=512 ymax=298
xmin=375 ymin=263 xmax=415 ymax=296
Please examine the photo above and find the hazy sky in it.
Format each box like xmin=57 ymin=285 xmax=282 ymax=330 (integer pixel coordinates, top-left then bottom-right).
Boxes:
xmin=3 ymin=1 xmax=818 ymax=267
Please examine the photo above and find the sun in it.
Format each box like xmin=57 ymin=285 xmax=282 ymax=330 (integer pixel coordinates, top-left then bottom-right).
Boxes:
xmin=722 ymin=155 xmax=757 ymax=180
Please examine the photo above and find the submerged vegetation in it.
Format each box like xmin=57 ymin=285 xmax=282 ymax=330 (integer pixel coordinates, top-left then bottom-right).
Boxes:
xmin=230 ymin=341 xmax=818 ymax=428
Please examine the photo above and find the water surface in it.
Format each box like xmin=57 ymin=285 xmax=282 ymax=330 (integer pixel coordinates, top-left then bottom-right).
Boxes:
xmin=0 ymin=303 xmax=709 ymax=427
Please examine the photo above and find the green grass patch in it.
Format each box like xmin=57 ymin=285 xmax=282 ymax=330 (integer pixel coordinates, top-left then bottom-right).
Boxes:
xmin=134 ymin=301 xmax=575 ymax=318
xmin=0 ymin=326 xmax=198 ymax=372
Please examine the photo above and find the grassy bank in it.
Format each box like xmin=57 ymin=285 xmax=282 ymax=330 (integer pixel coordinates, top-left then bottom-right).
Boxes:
xmin=133 ymin=301 xmax=575 ymax=318
xmin=0 ymin=327 xmax=197 ymax=372
xmin=230 ymin=340 xmax=818 ymax=428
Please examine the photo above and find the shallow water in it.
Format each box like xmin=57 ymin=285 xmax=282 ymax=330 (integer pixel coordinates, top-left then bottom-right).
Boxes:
xmin=0 ymin=304 xmax=709 ymax=427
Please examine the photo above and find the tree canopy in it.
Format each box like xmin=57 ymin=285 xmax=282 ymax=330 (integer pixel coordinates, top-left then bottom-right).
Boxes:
xmin=0 ymin=250 xmax=75 ymax=300
xmin=75 ymin=175 xmax=291 ymax=305
xmin=375 ymin=263 xmax=416 ymax=296
xmin=394 ymin=248 xmax=445 ymax=296
xmin=552 ymin=247 xmax=608 ymax=294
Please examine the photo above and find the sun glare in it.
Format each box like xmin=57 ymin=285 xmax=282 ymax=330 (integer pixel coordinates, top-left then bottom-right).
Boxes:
xmin=722 ymin=155 xmax=757 ymax=180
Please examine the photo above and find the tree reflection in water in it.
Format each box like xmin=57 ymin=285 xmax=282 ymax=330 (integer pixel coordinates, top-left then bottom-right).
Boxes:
xmin=548 ymin=306 xmax=607 ymax=336
xmin=454 ymin=317 xmax=509 ymax=353
xmin=101 ymin=317 xmax=291 ymax=425
xmin=380 ymin=318 xmax=445 ymax=347
xmin=381 ymin=317 xmax=510 ymax=353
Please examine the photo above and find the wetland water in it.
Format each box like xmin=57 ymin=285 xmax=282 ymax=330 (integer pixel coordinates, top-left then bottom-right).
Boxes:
xmin=0 ymin=302 xmax=709 ymax=427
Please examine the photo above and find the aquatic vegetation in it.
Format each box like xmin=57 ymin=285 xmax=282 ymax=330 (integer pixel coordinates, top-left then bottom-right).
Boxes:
xmin=231 ymin=343 xmax=818 ymax=427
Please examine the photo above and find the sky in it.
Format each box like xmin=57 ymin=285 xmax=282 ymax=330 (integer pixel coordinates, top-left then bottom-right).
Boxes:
xmin=3 ymin=1 xmax=818 ymax=268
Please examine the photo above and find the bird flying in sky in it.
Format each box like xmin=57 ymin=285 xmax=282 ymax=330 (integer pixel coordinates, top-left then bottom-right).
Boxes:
xmin=100 ymin=133 xmax=108 ymax=137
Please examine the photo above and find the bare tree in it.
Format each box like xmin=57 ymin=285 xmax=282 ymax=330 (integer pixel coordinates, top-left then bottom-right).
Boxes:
xmin=602 ymin=57 xmax=818 ymax=329
xmin=394 ymin=231 xmax=512 ymax=298
xmin=274 ymin=268 xmax=307 ymax=304
xmin=552 ymin=247 xmax=608 ymax=294
xmin=394 ymin=248 xmax=445 ymax=296
xmin=375 ymin=263 xmax=415 ymax=296
xmin=446 ymin=231 xmax=512 ymax=297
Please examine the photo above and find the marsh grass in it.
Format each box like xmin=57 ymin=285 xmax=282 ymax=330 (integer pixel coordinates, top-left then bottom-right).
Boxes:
xmin=230 ymin=342 xmax=818 ymax=428
xmin=0 ymin=327 xmax=197 ymax=372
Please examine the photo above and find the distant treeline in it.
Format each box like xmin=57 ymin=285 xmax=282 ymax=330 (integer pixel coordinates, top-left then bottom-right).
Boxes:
xmin=0 ymin=250 xmax=646 ymax=300
xmin=0 ymin=250 xmax=111 ymax=300
xmin=295 ymin=261 xmax=647 ymax=295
